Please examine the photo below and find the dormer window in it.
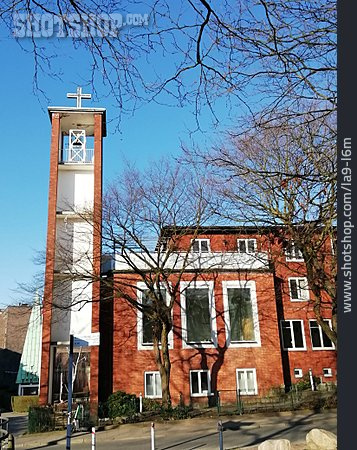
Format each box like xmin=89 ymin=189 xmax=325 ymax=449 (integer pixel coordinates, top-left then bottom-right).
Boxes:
xmin=191 ymin=239 xmax=210 ymax=253
xmin=285 ymin=241 xmax=304 ymax=262
xmin=237 ymin=239 xmax=256 ymax=253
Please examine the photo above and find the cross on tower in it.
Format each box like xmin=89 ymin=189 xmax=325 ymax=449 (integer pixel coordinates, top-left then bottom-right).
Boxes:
xmin=66 ymin=87 xmax=92 ymax=108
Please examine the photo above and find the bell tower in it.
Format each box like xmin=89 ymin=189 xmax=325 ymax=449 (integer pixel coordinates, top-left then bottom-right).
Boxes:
xmin=39 ymin=88 xmax=106 ymax=414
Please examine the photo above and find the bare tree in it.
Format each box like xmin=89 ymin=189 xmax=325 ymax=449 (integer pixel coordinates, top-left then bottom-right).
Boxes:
xmin=50 ymin=158 xmax=219 ymax=407
xmin=0 ymin=1 xmax=336 ymax=126
xmin=188 ymin=113 xmax=337 ymax=346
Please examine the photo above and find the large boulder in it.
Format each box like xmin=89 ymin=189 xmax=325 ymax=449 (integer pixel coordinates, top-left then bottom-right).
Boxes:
xmin=306 ymin=428 xmax=337 ymax=450
xmin=258 ymin=439 xmax=291 ymax=450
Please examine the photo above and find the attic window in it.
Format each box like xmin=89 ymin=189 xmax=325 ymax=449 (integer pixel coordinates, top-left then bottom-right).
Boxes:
xmin=237 ymin=239 xmax=256 ymax=253
xmin=191 ymin=239 xmax=210 ymax=253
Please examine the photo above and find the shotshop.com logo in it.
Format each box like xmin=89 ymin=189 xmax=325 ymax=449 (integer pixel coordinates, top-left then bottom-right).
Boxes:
xmin=12 ymin=13 xmax=149 ymax=38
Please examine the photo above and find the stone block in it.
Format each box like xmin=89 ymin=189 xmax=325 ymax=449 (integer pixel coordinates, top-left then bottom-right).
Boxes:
xmin=306 ymin=428 xmax=337 ymax=450
xmin=258 ymin=439 xmax=291 ymax=450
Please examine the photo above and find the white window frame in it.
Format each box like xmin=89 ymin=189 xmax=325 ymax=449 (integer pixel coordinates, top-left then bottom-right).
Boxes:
xmin=180 ymin=280 xmax=217 ymax=348
xmin=189 ymin=370 xmax=211 ymax=397
xmin=222 ymin=280 xmax=261 ymax=347
xmin=190 ymin=238 xmax=211 ymax=253
xmin=285 ymin=241 xmax=304 ymax=262
xmin=288 ymin=277 xmax=310 ymax=301
xmin=309 ymin=319 xmax=335 ymax=350
xmin=144 ymin=371 xmax=162 ymax=398
xmin=323 ymin=368 xmax=333 ymax=378
xmin=236 ymin=368 xmax=258 ymax=395
xmin=237 ymin=238 xmax=257 ymax=253
xmin=280 ymin=319 xmax=307 ymax=351
xmin=137 ymin=282 xmax=174 ymax=350
xmin=18 ymin=384 xmax=39 ymax=396
xmin=294 ymin=368 xmax=303 ymax=379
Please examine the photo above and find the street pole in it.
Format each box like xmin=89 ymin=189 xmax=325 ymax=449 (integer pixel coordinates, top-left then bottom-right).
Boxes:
xmin=66 ymin=335 xmax=74 ymax=450
xmin=151 ymin=423 xmax=155 ymax=450
xmin=218 ymin=420 xmax=224 ymax=450
xmin=309 ymin=368 xmax=315 ymax=391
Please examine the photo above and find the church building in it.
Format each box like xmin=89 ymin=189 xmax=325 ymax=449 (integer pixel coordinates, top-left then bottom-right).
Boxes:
xmin=38 ymin=92 xmax=336 ymax=415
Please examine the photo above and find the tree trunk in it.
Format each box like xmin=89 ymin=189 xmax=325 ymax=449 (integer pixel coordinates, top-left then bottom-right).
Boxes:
xmin=302 ymin=244 xmax=337 ymax=346
xmin=152 ymin=321 xmax=171 ymax=408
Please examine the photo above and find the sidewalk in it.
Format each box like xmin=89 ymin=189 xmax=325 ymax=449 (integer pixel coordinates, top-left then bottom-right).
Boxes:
xmin=13 ymin=409 xmax=337 ymax=449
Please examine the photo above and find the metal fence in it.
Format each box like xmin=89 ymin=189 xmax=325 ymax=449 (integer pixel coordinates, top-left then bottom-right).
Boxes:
xmin=216 ymin=384 xmax=337 ymax=415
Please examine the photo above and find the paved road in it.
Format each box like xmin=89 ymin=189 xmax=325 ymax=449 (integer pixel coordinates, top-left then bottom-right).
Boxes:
xmin=1 ymin=412 xmax=28 ymax=436
xmin=14 ymin=409 xmax=336 ymax=450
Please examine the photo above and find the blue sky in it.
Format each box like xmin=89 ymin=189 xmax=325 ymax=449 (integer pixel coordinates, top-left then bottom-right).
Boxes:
xmin=0 ymin=21 xmax=235 ymax=306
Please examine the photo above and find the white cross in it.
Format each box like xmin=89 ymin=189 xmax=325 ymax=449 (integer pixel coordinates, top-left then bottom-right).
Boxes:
xmin=66 ymin=87 xmax=92 ymax=108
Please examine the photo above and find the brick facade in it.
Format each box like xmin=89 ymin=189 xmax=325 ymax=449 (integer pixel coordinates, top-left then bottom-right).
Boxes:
xmin=40 ymin=112 xmax=60 ymax=405
xmin=0 ymin=305 xmax=31 ymax=354
xmin=107 ymin=230 xmax=336 ymax=406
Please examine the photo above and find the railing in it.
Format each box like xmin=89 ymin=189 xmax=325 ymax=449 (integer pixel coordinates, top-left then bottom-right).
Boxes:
xmin=216 ymin=384 xmax=337 ymax=415
xmin=59 ymin=148 xmax=94 ymax=164
xmin=0 ymin=417 xmax=9 ymax=449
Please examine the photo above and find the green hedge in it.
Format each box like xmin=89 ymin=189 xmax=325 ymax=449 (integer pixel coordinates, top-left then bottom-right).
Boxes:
xmin=28 ymin=406 xmax=55 ymax=433
xmin=11 ymin=395 xmax=39 ymax=412
xmin=107 ymin=391 xmax=138 ymax=419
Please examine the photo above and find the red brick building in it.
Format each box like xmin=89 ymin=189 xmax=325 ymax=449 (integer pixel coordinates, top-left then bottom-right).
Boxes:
xmin=39 ymin=92 xmax=335 ymax=413
xmin=106 ymin=228 xmax=336 ymax=406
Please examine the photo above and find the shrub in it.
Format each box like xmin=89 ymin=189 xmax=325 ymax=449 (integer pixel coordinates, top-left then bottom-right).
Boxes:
xmin=160 ymin=405 xmax=191 ymax=420
xmin=28 ymin=406 xmax=55 ymax=433
xmin=323 ymin=392 xmax=337 ymax=409
xmin=142 ymin=398 xmax=162 ymax=413
xmin=295 ymin=373 xmax=321 ymax=391
xmin=107 ymin=391 xmax=138 ymax=419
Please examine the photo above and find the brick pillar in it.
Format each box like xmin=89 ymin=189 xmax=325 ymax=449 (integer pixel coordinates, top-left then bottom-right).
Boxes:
xmin=90 ymin=114 xmax=103 ymax=419
xmin=40 ymin=113 xmax=60 ymax=405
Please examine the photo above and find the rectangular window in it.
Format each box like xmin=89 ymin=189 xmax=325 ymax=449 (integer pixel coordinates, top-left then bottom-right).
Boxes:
xmin=285 ymin=242 xmax=304 ymax=261
xmin=137 ymin=283 xmax=173 ymax=350
xmin=190 ymin=370 xmax=211 ymax=396
xmin=237 ymin=239 xmax=256 ymax=253
xmin=145 ymin=372 xmax=162 ymax=398
xmin=236 ymin=368 xmax=258 ymax=395
xmin=309 ymin=320 xmax=334 ymax=349
xmin=142 ymin=289 xmax=166 ymax=345
xmin=186 ymin=288 xmax=211 ymax=343
xmin=323 ymin=368 xmax=332 ymax=377
xmin=289 ymin=278 xmax=309 ymax=301
xmin=281 ymin=320 xmax=306 ymax=350
xmin=191 ymin=239 xmax=210 ymax=253
xmin=294 ymin=368 xmax=303 ymax=378
xmin=227 ymin=288 xmax=255 ymax=341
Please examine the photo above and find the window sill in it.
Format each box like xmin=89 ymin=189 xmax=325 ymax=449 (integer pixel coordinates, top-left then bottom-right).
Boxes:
xmin=138 ymin=343 xmax=173 ymax=350
xmin=184 ymin=342 xmax=216 ymax=349
xmin=283 ymin=348 xmax=307 ymax=351
xmin=311 ymin=347 xmax=335 ymax=351
xmin=190 ymin=393 xmax=214 ymax=398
